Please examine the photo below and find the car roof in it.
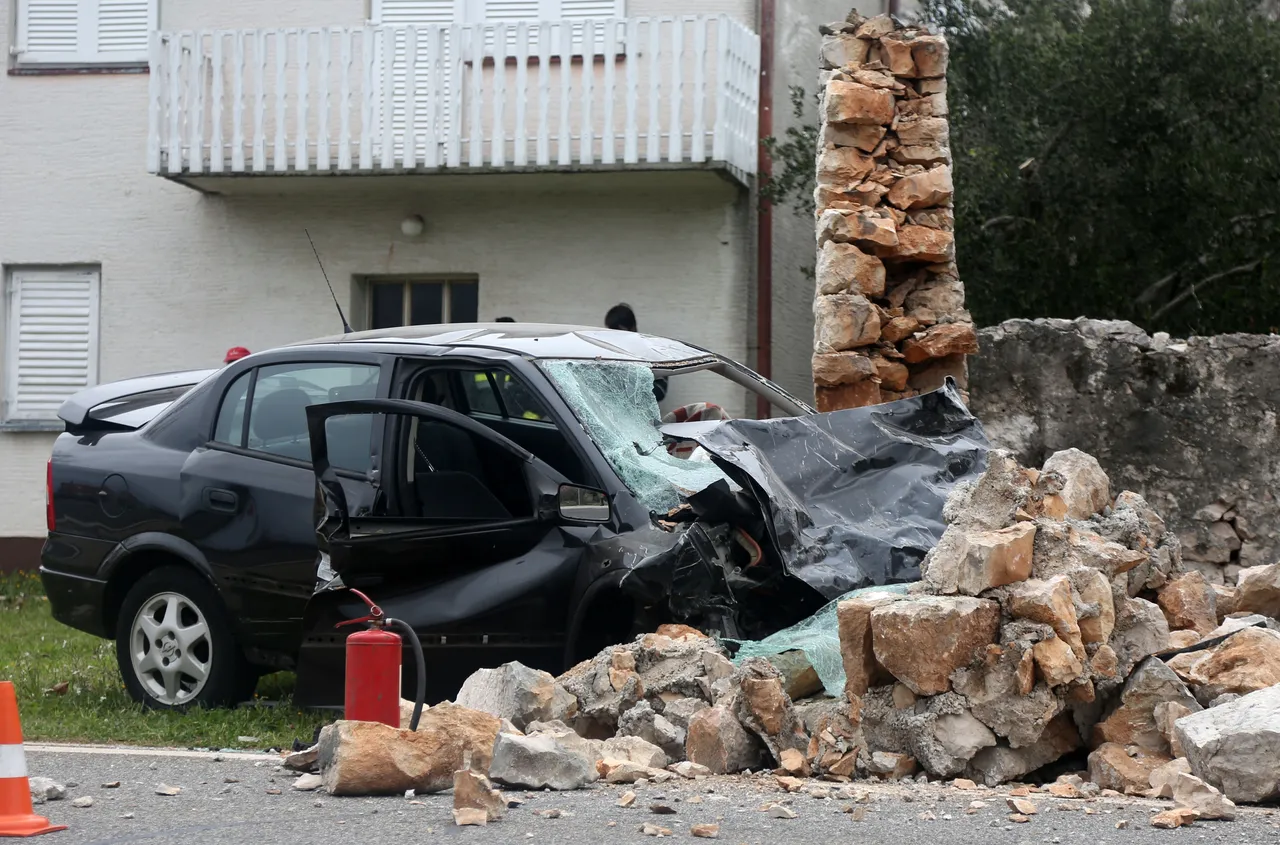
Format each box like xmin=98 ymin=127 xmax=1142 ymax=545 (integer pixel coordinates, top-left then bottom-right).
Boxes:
xmin=290 ymin=323 xmax=716 ymax=365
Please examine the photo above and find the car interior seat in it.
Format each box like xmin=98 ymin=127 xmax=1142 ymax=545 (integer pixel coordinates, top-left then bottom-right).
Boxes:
xmin=250 ymin=388 xmax=313 ymax=460
xmin=413 ymin=378 xmax=511 ymax=520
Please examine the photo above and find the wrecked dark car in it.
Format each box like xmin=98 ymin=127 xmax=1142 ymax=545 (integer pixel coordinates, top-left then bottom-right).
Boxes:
xmin=39 ymin=324 xmax=987 ymax=710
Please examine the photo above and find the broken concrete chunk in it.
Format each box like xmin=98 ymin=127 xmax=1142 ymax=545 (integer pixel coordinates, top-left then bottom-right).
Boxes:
xmin=598 ymin=735 xmax=668 ymax=770
xmin=922 ymin=522 xmax=1036 ymax=597
xmin=1006 ymin=576 xmax=1084 ymax=658
xmin=685 ymin=705 xmax=763 ymax=775
xmin=1110 ymin=597 xmax=1171 ymax=678
xmin=1234 ymin=562 xmax=1280 ymax=618
xmin=617 ymin=701 xmax=685 ymax=765
xmin=1073 ymin=569 xmax=1115 ymax=645
xmin=319 ymin=707 xmax=501 ymax=796
xmin=488 ymin=731 xmax=598 ymax=791
xmin=871 ymin=596 xmax=1001 ymax=696
xmin=660 ymin=697 xmax=710 ymax=733
xmin=732 ymin=659 xmax=808 ymax=764
xmin=28 ymin=778 xmax=66 ymax=804
xmin=1040 ymin=449 xmax=1110 ymax=519
xmin=965 ymin=714 xmax=1081 ymax=786
xmin=456 ymin=661 xmax=578 ymax=732
xmin=867 ymin=751 xmax=917 ymax=779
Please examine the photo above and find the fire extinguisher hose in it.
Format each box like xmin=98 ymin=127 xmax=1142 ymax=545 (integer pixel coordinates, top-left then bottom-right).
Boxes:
xmin=385 ymin=618 xmax=426 ymax=732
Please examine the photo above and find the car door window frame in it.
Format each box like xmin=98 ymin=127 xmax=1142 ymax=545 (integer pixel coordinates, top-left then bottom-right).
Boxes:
xmin=206 ymin=355 xmax=392 ymax=478
xmin=307 ymin=398 xmax=566 ymax=540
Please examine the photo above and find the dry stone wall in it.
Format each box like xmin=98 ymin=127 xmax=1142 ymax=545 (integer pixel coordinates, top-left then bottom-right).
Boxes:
xmin=969 ymin=318 xmax=1280 ymax=583
xmin=812 ymin=12 xmax=976 ymax=411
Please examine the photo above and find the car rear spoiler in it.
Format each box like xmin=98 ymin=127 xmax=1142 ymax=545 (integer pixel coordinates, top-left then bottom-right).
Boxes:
xmin=57 ymin=368 xmax=219 ymax=431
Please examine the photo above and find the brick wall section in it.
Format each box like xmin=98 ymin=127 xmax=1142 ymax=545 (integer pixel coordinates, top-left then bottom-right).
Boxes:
xmin=810 ymin=12 xmax=976 ymax=410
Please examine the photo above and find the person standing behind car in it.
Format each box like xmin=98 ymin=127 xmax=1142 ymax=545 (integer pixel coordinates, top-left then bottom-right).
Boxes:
xmin=604 ymin=303 xmax=668 ymax=403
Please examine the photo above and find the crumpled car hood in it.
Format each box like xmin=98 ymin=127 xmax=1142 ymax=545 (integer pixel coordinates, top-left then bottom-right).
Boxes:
xmin=689 ymin=380 xmax=988 ymax=599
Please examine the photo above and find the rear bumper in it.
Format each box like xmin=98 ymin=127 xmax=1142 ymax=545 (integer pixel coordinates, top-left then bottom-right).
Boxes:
xmin=39 ymin=566 xmax=109 ymax=639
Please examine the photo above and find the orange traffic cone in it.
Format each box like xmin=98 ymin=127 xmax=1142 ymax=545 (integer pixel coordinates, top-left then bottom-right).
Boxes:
xmin=0 ymin=682 xmax=65 ymax=837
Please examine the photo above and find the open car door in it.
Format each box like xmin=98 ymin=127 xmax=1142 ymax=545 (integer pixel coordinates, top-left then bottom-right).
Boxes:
xmin=293 ymin=398 xmax=613 ymax=708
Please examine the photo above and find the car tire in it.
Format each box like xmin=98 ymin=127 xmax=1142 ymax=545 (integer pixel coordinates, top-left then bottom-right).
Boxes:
xmin=115 ymin=566 xmax=252 ymax=710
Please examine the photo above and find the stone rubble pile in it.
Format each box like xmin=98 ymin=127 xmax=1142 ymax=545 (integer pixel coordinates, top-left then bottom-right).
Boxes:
xmin=812 ymin=12 xmax=976 ymax=411
xmin=298 ymin=448 xmax=1280 ymax=827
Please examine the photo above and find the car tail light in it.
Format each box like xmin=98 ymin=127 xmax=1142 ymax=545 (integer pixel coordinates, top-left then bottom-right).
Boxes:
xmin=46 ymin=460 xmax=55 ymax=533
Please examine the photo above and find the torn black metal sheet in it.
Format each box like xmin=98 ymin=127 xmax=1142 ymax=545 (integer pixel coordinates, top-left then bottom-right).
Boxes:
xmin=693 ymin=379 xmax=989 ymax=599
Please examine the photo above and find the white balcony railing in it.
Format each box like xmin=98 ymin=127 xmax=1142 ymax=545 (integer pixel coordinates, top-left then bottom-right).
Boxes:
xmin=147 ymin=16 xmax=760 ymax=182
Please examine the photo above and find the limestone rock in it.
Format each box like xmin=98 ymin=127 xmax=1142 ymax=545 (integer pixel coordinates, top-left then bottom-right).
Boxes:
xmin=732 ymin=659 xmax=808 ymax=764
xmin=805 ymin=699 xmax=863 ymax=778
xmin=617 ymin=701 xmax=685 ymax=764
xmin=1092 ymin=657 xmax=1201 ymax=753
xmin=904 ymin=275 xmax=967 ymax=326
xmin=881 ymin=315 xmax=923 ymax=343
xmin=1234 ymin=562 xmax=1280 ymax=618
xmin=1040 ymin=449 xmax=1110 ymax=519
xmin=1154 ymin=700 xmax=1194 ymax=758
xmin=921 ymin=523 xmax=1036 ymax=596
xmin=1171 ymin=772 xmax=1235 ymax=820
xmin=28 ymin=778 xmax=65 ymax=803
xmin=818 ymin=146 xmax=876 ymax=191
xmin=860 ymin=689 xmax=994 ymax=778
xmin=453 ymin=769 xmax=506 ymax=822
xmin=814 ymin=294 xmax=881 ymax=353
xmin=661 ymin=698 xmax=710 ymax=733
xmin=1110 ymin=598 xmax=1171 ymax=679
xmin=1175 ymin=683 xmax=1280 ymax=802
xmin=765 ymin=650 xmax=825 ymax=701
xmin=283 ymin=744 xmax=319 ymax=773
xmin=1211 ymin=585 xmax=1238 ymax=620
xmin=488 ymin=731 xmax=598 ymax=791
xmin=882 ymin=226 xmax=956 ymax=264
xmin=1006 ymin=576 xmax=1084 ymax=658
xmin=598 ymin=759 xmax=669 ymax=784
xmin=1032 ymin=636 xmax=1084 ymax=687
xmin=824 ymin=80 xmax=895 ymax=126
xmin=1150 ymin=807 xmax=1196 ymax=829
xmin=1147 ymin=756 xmax=1191 ymax=798
xmin=820 ymin=33 xmax=869 ymax=69
xmin=685 ymin=705 xmax=763 ymax=775
xmin=878 ymin=35 xmax=916 ymax=76
xmin=319 ymin=706 xmax=501 ymax=796
xmin=1032 ymin=522 xmax=1147 ymax=581
xmin=1157 ymin=572 xmax=1218 ymax=636
xmin=1087 ymin=742 xmax=1172 ymax=795
xmin=823 ymin=122 xmax=885 ymax=152
xmin=812 ymin=352 xmax=876 ymax=387
xmin=820 ymin=208 xmax=899 ymax=249
xmin=871 ymin=596 xmax=1001 ymax=695
xmin=1074 ymin=569 xmax=1116 ymax=645
xmin=601 ymin=736 xmax=669 ymax=770
xmin=837 ymin=591 xmax=902 ymax=698
xmin=456 ymin=662 xmax=577 ymax=732
xmin=1184 ymin=627 xmax=1280 ymax=700
xmin=815 ymin=241 xmax=886 ymax=298
xmin=952 ymin=643 xmax=1062 ymax=748
xmin=910 ymin=34 xmax=949 ymax=78
xmin=886 ymin=166 xmax=953 ymax=210
xmin=866 ymin=751 xmax=916 ymax=779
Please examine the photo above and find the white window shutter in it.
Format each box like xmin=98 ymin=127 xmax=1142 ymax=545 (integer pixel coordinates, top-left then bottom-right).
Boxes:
xmin=373 ymin=0 xmax=460 ymax=164
xmin=96 ymin=0 xmax=154 ymax=61
xmin=15 ymin=0 xmax=153 ymax=65
xmin=5 ymin=268 xmax=100 ymax=423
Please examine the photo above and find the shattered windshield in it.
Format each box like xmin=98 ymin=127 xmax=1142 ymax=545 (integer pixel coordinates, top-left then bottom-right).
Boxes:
xmin=539 ymin=360 xmax=731 ymax=514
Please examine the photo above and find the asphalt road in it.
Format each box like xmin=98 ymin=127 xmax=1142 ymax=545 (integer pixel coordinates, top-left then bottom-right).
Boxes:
xmin=21 ymin=747 xmax=1280 ymax=845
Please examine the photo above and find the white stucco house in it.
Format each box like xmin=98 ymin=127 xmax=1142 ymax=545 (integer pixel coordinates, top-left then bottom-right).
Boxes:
xmin=0 ymin=0 xmax=900 ymax=564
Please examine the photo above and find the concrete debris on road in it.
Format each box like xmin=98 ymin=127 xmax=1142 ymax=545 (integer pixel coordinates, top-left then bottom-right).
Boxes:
xmin=71 ymin=796 xmax=94 ymax=808
xmin=28 ymin=777 xmax=66 ymax=803
xmin=154 ymin=784 xmax=181 ymax=796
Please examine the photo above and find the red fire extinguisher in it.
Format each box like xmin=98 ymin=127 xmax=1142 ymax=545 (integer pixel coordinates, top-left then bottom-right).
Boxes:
xmin=336 ymin=589 xmax=426 ymax=731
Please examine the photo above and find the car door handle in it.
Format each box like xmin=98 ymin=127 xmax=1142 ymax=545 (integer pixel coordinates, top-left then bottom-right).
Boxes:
xmin=203 ymin=488 xmax=239 ymax=513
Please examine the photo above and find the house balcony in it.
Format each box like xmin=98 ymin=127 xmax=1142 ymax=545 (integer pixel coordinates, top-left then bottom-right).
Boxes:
xmin=147 ymin=16 xmax=760 ymax=191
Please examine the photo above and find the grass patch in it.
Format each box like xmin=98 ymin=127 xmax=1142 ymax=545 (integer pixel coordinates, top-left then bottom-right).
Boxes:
xmin=0 ymin=571 xmax=327 ymax=750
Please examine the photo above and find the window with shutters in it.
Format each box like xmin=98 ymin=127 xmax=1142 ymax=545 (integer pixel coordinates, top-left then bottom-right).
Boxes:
xmin=13 ymin=0 xmax=156 ymax=67
xmin=4 ymin=267 xmax=100 ymax=425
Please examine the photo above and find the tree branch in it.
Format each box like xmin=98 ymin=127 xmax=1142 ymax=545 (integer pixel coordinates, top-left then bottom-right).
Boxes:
xmin=1148 ymin=259 xmax=1267 ymax=325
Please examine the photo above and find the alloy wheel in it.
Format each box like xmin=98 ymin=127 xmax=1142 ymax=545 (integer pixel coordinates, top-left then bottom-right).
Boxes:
xmin=128 ymin=591 xmax=213 ymax=706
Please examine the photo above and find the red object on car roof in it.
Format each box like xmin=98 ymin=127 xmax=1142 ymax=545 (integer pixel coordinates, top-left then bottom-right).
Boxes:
xmin=224 ymin=346 xmax=251 ymax=363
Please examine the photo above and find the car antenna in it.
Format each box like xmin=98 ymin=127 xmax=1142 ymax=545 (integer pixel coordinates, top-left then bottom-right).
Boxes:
xmin=305 ymin=228 xmax=353 ymax=334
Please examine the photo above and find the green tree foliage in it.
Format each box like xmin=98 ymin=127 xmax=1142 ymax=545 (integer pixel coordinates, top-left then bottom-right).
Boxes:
xmin=765 ymin=0 xmax=1280 ymax=334
xmin=926 ymin=0 xmax=1280 ymax=334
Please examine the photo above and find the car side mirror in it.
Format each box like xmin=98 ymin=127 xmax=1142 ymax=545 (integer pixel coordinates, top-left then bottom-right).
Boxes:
xmin=558 ymin=484 xmax=610 ymax=523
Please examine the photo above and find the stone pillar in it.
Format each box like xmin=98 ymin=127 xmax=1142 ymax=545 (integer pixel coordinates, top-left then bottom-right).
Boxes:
xmin=812 ymin=12 xmax=977 ymax=411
